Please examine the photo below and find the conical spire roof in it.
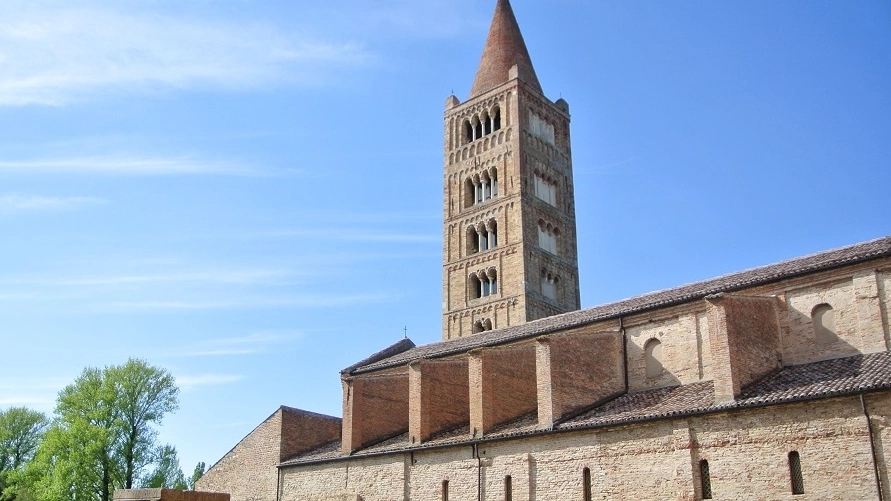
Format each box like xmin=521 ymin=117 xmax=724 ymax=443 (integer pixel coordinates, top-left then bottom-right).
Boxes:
xmin=469 ymin=0 xmax=543 ymax=98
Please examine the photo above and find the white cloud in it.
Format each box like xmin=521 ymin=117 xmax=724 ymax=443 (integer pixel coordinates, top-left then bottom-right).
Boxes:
xmin=0 ymin=4 xmax=373 ymax=106
xmin=98 ymin=291 xmax=398 ymax=312
xmin=0 ymin=155 xmax=273 ymax=176
xmin=175 ymin=374 xmax=245 ymax=391
xmin=169 ymin=332 xmax=303 ymax=358
xmin=0 ymin=194 xmax=105 ymax=214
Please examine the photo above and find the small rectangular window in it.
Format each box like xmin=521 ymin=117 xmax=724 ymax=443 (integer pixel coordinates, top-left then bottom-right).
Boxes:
xmin=442 ymin=480 xmax=449 ymax=501
xmin=504 ymin=475 xmax=512 ymax=501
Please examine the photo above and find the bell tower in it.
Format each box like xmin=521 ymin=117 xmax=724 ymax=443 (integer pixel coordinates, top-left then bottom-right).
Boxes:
xmin=442 ymin=0 xmax=580 ymax=340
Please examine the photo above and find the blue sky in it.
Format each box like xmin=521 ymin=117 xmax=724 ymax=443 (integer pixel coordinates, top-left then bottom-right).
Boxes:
xmin=1 ymin=0 xmax=889 ymax=475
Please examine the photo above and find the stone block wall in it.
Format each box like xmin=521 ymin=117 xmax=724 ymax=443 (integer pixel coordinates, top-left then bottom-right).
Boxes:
xmin=281 ymin=395 xmax=891 ymax=500
xmin=196 ymin=409 xmax=283 ymax=501
xmin=625 ymin=306 xmax=711 ymax=392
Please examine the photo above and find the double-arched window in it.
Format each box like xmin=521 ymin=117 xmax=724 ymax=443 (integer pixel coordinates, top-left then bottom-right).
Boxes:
xmin=469 ymin=268 xmax=498 ymax=300
xmin=538 ymin=220 xmax=559 ymax=254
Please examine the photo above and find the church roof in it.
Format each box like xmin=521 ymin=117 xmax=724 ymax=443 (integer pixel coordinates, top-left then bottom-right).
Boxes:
xmin=346 ymin=235 xmax=891 ymax=375
xmin=281 ymin=349 xmax=891 ymax=465
xmin=469 ymin=0 xmax=543 ymax=98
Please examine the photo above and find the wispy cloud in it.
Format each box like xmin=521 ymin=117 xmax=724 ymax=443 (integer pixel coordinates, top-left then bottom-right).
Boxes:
xmin=0 ymin=194 xmax=105 ymax=214
xmin=98 ymin=291 xmax=398 ymax=313
xmin=0 ymin=377 xmax=69 ymax=411
xmin=168 ymin=332 xmax=303 ymax=358
xmin=0 ymin=269 xmax=305 ymax=288
xmin=255 ymin=228 xmax=440 ymax=244
xmin=0 ymin=4 xmax=373 ymax=106
xmin=0 ymin=155 xmax=274 ymax=176
xmin=175 ymin=374 xmax=245 ymax=391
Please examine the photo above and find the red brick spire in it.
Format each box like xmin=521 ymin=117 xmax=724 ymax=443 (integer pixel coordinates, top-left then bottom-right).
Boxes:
xmin=469 ymin=0 xmax=543 ymax=98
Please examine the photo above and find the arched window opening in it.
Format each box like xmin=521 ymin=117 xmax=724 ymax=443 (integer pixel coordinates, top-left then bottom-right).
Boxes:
xmin=534 ymin=173 xmax=557 ymax=206
xmin=473 ymin=319 xmax=493 ymax=334
xmin=470 ymin=275 xmax=482 ymax=300
xmin=541 ymin=270 xmax=558 ymax=301
xmin=699 ymin=460 xmax=712 ymax=499
xmin=468 ymin=227 xmax=480 ymax=254
xmin=474 ymin=118 xmax=483 ymax=141
xmin=493 ymin=108 xmax=502 ymax=131
xmin=442 ymin=480 xmax=449 ymax=501
xmin=467 ymin=172 xmax=497 ymax=207
xmin=582 ymin=467 xmax=592 ymax=501
xmin=812 ymin=303 xmax=837 ymax=344
xmin=464 ymin=120 xmax=473 ymax=144
xmin=504 ymin=475 xmax=512 ymax=501
xmin=464 ymin=178 xmax=475 ymax=208
xmin=483 ymin=111 xmax=492 ymax=136
xmin=538 ymin=220 xmax=558 ymax=254
xmin=789 ymin=451 xmax=804 ymax=495
xmin=488 ymin=220 xmax=498 ymax=249
xmin=469 ymin=270 xmax=497 ymax=300
xmin=645 ymin=338 xmax=664 ymax=379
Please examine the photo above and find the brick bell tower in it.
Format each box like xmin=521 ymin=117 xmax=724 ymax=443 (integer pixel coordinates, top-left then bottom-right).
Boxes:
xmin=442 ymin=0 xmax=581 ymax=340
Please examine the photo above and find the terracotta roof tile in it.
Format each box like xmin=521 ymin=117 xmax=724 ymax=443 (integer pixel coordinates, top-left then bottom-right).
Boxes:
xmin=349 ymin=235 xmax=891 ymax=375
xmin=283 ymin=350 xmax=891 ymax=466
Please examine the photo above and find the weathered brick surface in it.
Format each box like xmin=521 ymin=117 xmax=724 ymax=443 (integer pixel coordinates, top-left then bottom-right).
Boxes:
xmin=707 ymin=294 xmax=782 ymax=402
xmin=277 ymin=396 xmax=890 ymax=500
xmin=469 ymin=342 xmax=537 ymax=435
xmin=409 ymin=359 xmax=469 ymax=443
xmin=342 ymin=372 xmax=409 ymax=453
xmin=537 ymin=328 xmax=624 ymax=427
xmin=625 ymin=305 xmax=710 ymax=392
xmin=198 ymin=408 xmax=339 ymax=501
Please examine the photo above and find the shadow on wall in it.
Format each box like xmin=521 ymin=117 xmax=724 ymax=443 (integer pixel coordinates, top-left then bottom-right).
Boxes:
xmin=784 ymin=302 xmax=861 ymax=364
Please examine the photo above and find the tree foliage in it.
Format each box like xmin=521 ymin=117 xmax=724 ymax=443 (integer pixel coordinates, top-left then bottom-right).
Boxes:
xmin=22 ymin=359 xmax=179 ymax=501
xmin=187 ymin=462 xmax=205 ymax=491
xmin=0 ymin=408 xmax=49 ymax=472
xmin=141 ymin=445 xmax=185 ymax=490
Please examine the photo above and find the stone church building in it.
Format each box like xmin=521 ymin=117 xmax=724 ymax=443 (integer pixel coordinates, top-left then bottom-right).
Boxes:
xmin=197 ymin=1 xmax=891 ymax=499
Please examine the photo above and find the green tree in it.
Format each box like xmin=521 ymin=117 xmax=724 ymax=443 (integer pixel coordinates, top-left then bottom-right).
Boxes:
xmin=141 ymin=445 xmax=185 ymax=490
xmin=0 ymin=408 xmax=49 ymax=472
xmin=187 ymin=462 xmax=205 ymax=491
xmin=23 ymin=359 xmax=179 ymax=501
xmin=107 ymin=359 xmax=178 ymax=489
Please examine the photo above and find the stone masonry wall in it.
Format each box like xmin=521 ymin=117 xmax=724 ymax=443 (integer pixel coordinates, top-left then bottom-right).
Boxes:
xmin=626 ymin=305 xmax=710 ymax=392
xmin=196 ymin=409 xmax=282 ymax=501
xmin=281 ymin=396 xmax=891 ymax=500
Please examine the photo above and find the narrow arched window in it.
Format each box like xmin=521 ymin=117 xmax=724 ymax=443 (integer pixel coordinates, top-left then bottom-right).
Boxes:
xmin=645 ymin=338 xmax=664 ymax=379
xmin=442 ymin=480 xmax=449 ymax=501
xmin=582 ymin=467 xmax=592 ymax=501
xmin=812 ymin=303 xmax=837 ymax=344
xmin=470 ymin=275 xmax=482 ymax=299
xmin=474 ymin=117 xmax=483 ymax=140
xmin=493 ymin=108 xmax=502 ymax=131
xmin=504 ymin=475 xmax=512 ymax=501
xmin=464 ymin=121 xmax=473 ymax=143
xmin=789 ymin=451 xmax=804 ymax=495
xmin=699 ymin=460 xmax=712 ymax=499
